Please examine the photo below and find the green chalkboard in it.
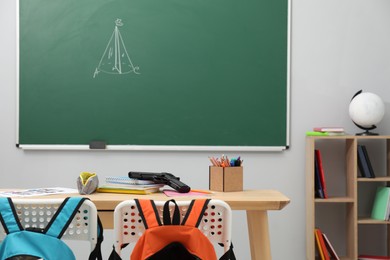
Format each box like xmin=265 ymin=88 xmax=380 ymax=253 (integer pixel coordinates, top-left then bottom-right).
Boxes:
xmin=18 ymin=0 xmax=290 ymax=150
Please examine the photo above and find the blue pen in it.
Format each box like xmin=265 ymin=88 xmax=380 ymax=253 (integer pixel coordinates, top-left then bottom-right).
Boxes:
xmin=230 ymin=159 xmax=236 ymax=167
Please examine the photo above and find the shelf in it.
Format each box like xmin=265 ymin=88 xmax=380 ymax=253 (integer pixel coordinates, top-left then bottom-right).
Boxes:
xmin=307 ymin=135 xmax=390 ymax=140
xmin=358 ymin=217 xmax=390 ymax=224
xmin=358 ymin=177 xmax=390 ymax=182
xmin=315 ymin=197 xmax=354 ymax=203
xmin=306 ymin=136 xmax=390 ymax=259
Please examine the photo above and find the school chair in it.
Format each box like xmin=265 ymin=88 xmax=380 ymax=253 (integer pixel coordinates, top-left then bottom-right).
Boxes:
xmin=112 ymin=199 xmax=233 ymax=257
xmin=0 ymin=198 xmax=99 ymax=251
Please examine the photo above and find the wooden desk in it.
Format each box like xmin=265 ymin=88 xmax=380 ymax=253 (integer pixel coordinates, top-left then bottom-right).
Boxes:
xmin=18 ymin=190 xmax=290 ymax=260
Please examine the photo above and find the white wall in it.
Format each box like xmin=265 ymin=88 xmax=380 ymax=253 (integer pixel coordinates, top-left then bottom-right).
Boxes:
xmin=1 ymin=0 xmax=390 ymax=259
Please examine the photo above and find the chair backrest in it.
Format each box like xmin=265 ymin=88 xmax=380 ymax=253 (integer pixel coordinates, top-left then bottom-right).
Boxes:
xmin=0 ymin=198 xmax=98 ymax=251
xmin=113 ymin=199 xmax=232 ymax=256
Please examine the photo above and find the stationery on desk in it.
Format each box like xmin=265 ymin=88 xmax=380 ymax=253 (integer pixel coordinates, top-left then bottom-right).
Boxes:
xmin=105 ymin=176 xmax=154 ymax=185
xmin=97 ymin=176 xmax=163 ymax=195
xmin=209 ymin=155 xmax=243 ymax=192
xmin=163 ymin=189 xmax=212 ymax=197
xmin=96 ymin=187 xmax=160 ymax=195
xmin=209 ymin=155 xmax=243 ymax=167
xmin=97 ymin=184 xmax=163 ymax=195
xmin=0 ymin=187 xmax=79 ymax=197
xmin=95 ymin=159 xmax=245 ymax=196
xmin=97 ymin=173 xmax=200 ymax=196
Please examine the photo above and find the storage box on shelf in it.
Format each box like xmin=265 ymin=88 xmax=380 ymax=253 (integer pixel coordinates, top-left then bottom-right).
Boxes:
xmin=306 ymin=136 xmax=390 ymax=260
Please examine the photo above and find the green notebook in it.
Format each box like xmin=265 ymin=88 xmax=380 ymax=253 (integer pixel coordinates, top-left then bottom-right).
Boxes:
xmin=371 ymin=187 xmax=390 ymax=220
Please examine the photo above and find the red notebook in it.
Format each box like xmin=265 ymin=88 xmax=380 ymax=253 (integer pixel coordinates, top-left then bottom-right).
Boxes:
xmin=315 ymin=228 xmax=330 ymax=260
xmin=315 ymin=150 xmax=328 ymax=198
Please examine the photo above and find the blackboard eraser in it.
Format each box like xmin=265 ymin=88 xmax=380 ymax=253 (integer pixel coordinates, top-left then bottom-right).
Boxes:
xmin=89 ymin=140 xmax=107 ymax=149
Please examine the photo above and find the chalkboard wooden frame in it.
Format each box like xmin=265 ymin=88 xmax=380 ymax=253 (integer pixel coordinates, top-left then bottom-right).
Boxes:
xmin=17 ymin=0 xmax=291 ymax=151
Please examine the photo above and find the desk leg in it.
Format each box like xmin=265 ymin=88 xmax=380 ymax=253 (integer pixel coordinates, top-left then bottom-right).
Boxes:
xmin=98 ymin=211 xmax=114 ymax=229
xmin=246 ymin=210 xmax=272 ymax=260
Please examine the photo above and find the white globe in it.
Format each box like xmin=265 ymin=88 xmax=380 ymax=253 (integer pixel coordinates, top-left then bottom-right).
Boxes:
xmin=349 ymin=92 xmax=385 ymax=128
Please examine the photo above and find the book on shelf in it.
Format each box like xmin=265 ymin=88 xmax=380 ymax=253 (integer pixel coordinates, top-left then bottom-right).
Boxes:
xmin=315 ymin=149 xmax=328 ymax=198
xmin=371 ymin=186 xmax=390 ymax=221
xmin=357 ymin=145 xmax=374 ymax=178
xmin=362 ymin=145 xmax=375 ymax=178
xmin=313 ymin=127 xmax=345 ymax=133
xmin=314 ymin=229 xmax=325 ymax=260
xmin=322 ymin=232 xmax=340 ymax=260
xmin=314 ymin=152 xmax=325 ymax=198
xmin=358 ymin=255 xmax=390 ymax=260
xmin=314 ymin=228 xmax=330 ymax=260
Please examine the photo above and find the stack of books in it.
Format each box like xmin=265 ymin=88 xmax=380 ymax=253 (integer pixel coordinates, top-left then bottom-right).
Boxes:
xmin=314 ymin=149 xmax=328 ymax=199
xmin=357 ymin=144 xmax=375 ymax=178
xmin=314 ymin=228 xmax=340 ymax=260
xmin=307 ymin=127 xmax=346 ymax=136
xmin=371 ymin=186 xmax=390 ymax=221
xmin=97 ymin=176 xmax=164 ymax=195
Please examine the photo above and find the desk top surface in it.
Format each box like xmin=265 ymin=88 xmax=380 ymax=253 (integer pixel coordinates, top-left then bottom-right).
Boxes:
xmin=21 ymin=189 xmax=290 ymax=211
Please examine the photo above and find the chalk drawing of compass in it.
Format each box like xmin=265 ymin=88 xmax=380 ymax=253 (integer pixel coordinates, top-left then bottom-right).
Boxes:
xmin=93 ymin=19 xmax=140 ymax=78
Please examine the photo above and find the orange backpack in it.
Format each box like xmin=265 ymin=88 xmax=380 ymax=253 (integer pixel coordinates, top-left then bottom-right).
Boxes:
xmin=110 ymin=198 xmax=235 ymax=260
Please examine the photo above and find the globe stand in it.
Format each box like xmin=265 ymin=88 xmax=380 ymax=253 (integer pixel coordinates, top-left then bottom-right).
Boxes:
xmin=354 ymin=122 xmax=379 ymax=136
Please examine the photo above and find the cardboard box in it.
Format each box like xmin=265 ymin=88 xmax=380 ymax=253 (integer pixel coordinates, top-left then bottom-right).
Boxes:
xmin=209 ymin=166 xmax=243 ymax=192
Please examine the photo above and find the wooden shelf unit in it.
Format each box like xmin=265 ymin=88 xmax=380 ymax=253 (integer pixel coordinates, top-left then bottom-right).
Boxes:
xmin=306 ymin=135 xmax=390 ymax=260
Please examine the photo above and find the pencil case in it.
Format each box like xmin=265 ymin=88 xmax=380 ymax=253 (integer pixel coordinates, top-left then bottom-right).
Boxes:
xmin=77 ymin=172 xmax=99 ymax=194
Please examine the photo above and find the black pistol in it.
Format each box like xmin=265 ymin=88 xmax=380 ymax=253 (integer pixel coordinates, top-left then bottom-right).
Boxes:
xmin=128 ymin=171 xmax=191 ymax=193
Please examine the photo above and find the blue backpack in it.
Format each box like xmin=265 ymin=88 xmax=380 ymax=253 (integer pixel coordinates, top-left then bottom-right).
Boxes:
xmin=0 ymin=197 xmax=103 ymax=260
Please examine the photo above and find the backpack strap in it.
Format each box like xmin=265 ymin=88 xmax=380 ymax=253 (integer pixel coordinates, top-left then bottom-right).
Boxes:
xmin=0 ymin=197 xmax=23 ymax=234
xmin=162 ymin=199 xmax=181 ymax=225
xmin=134 ymin=199 xmax=162 ymax=229
xmin=89 ymin=216 xmax=104 ymax=260
xmin=181 ymin=199 xmax=210 ymax=227
xmin=219 ymin=243 xmax=236 ymax=260
xmin=43 ymin=197 xmax=104 ymax=260
xmin=45 ymin=197 xmax=87 ymax=238
xmin=181 ymin=198 xmax=236 ymax=260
